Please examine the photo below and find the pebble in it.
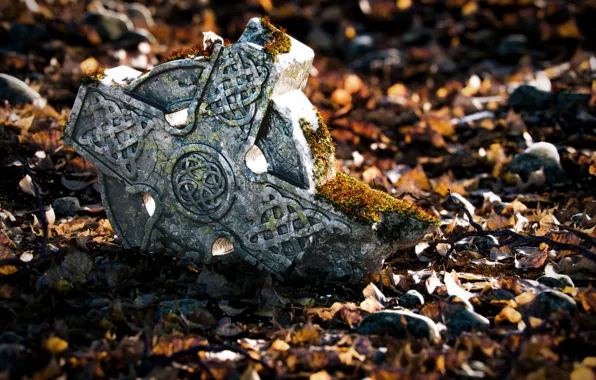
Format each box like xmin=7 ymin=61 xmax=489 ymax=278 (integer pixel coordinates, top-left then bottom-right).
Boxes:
xmin=507 ymin=142 xmax=566 ymax=186
xmin=51 ymin=197 xmax=80 ymax=218
xmin=535 ymin=290 xmax=577 ymax=315
xmin=8 ymin=23 xmax=50 ymax=52
xmin=399 ymin=290 xmax=425 ymax=308
xmin=358 ymin=310 xmax=440 ymax=341
xmin=537 ymin=276 xmax=573 ymax=289
xmin=123 ymin=3 xmax=155 ymax=27
xmin=445 ymin=306 xmax=490 ymax=336
xmin=508 ymin=85 xmax=555 ymax=111
xmin=497 ymin=34 xmax=528 ymax=60
xmin=0 ymin=74 xmax=46 ymax=108
xmin=119 ymin=28 xmax=157 ymax=48
xmin=84 ymin=9 xmax=133 ymax=41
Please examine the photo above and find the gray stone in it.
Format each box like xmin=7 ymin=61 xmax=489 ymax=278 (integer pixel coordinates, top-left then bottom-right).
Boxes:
xmin=497 ymin=35 xmax=528 ymax=60
xmin=535 ymin=290 xmax=577 ymax=315
xmin=52 ymin=196 xmax=81 ymax=217
xmin=445 ymin=306 xmax=490 ymax=336
xmin=358 ymin=310 xmax=439 ymax=341
xmin=399 ymin=290 xmax=424 ymax=308
xmin=64 ymin=18 xmax=437 ymax=283
xmin=508 ymin=85 xmax=555 ymax=111
xmin=0 ymin=74 xmax=46 ymax=108
xmin=84 ymin=9 xmax=133 ymax=41
xmin=119 ymin=28 xmax=157 ymax=47
xmin=507 ymin=142 xmax=566 ymax=186
xmin=123 ymin=3 xmax=155 ymax=28
xmin=536 ymin=276 xmax=572 ymax=289
xmin=8 ymin=23 xmax=50 ymax=52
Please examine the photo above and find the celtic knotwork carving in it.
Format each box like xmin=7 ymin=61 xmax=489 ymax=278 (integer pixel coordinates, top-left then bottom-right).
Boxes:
xmin=199 ymin=47 xmax=268 ymax=127
xmin=169 ymin=144 xmax=236 ymax=222
xmin=245 ymin=186 xmax=351 ymax=259
xmin=77 ymin=92 xmax=154 ymax=179
xmin=174 ymin=152 xmax=227 ymax=213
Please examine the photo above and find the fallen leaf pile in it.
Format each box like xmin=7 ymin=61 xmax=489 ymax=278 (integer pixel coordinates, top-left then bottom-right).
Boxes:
xmin=1 ymin=0 xmax=596 ymax=378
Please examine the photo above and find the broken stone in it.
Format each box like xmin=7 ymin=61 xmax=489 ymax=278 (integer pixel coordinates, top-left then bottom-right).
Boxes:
xmin=64 ymin=18 xmax=438 ymax=283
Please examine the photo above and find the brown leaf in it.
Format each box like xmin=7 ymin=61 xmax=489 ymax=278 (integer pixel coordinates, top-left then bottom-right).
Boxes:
xmin=495 ymin=305 xmax=522 ymax=324
xmin=291 ymin=324 xmax=320 ymax=346
xmin=577 ymin=287 xmax=596 ymax=314
xmin=151 ymin=335 xmax=208 ymax=357
xmin=515 ymin=248 xmax=548 ymax=269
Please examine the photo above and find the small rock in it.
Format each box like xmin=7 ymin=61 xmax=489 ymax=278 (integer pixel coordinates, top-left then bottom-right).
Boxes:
xmin=399 ymin=290 xmax=424 ymax=308
xmin=497 ymin=35 xmax=528 ymax=60
xmin=158 ymin=299 xmax=206 ymax=317
xmin=508 ymin=85 xmax=555 ymax=111
xmin=119 ymin=28 xmax=157 ymax=48
xmin=358 ymin=310 xmax=439 ymax=341
xmin=507 ymin=142 xmax=566 ymax=186
xmin=445 ymin=307 xmax=490 ymax=336
xmin=535 ymin=290 xmax=577 ymax=315
xmin=52 ymin=197 xmax=80 ymax=218
xmin=123 ymin=3 xmax=155 ymax=27
xmin=346 ymin=34 xmax=376 ymax=60
xmin=84 ymin=9 xmax=133 ymax=41
xmin=306 ymin=27 xmax=334 ymax=54
xmin=556 ymin=91 xmax=590 ymax=109
xmin=0 ymin=74 xmax=46 ymax=108
xmin=538 ymin=264 xmax=574 ymax=289
xmin=8 ymin=23 xmax=50 ymax=52
xmin=537 ymin=276 xmax=574 ymax=289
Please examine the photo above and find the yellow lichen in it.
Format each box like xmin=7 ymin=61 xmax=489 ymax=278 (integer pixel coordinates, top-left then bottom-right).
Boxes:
xmin=80 ymin=66 xmax=105 ymax=85
xmin=260 ymin=16 xmax=292 ymax=58
xmin=299 ymin=110 xmax=439 ymax=226
xmin=317 ymin=172 xmax=440 ymax=225
xmin=299 ymin=113 xmax=335 ymax=186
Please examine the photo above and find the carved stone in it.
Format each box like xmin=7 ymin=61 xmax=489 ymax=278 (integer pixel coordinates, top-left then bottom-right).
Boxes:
xmin=64 ymin=18 xmax=438 ymax=282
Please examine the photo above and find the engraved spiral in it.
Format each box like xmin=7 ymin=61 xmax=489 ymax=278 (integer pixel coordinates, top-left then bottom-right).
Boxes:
xmin=173 ymin=152 xmax=228 ymax=215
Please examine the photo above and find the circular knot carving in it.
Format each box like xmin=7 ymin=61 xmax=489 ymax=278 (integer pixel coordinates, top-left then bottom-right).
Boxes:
xmin=170 ymin=145 xmax=235 ymax=222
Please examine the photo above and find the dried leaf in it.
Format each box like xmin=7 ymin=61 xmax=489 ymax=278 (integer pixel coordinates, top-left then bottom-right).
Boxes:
xmin=19 ymin=174 xmax=35 ymax=196
xmin=291 ymin=324 xmax=320 ymax=345
xmin=515 ymin=248 xmax=548 ymax=269
xmin=495 ymin=305 xmax=522 ymax=324
xmin=43 ymin=337 xmax=68 ymax=355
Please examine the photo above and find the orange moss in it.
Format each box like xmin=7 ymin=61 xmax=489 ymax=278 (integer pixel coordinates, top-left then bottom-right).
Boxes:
xmin=80 ymin=66 xmax=105 ymax=85
xmin=162 ymin=42 xmax=215 ymax=63
xmin=260 ymin=16 xmax=291 ymax=58
xmin=317 ymin=172 xmax=440 ymax=225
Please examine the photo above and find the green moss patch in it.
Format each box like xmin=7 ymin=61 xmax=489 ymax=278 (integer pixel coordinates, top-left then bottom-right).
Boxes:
xmin=260 ymin=16 xmax=291 ymax=58
xmin=299 ymin=114 xmax=335 ymax=186
xmin=317 ymin=173 xmax=440 ymax=226
xmin=81 ymin=66 xmax=105 ymax=85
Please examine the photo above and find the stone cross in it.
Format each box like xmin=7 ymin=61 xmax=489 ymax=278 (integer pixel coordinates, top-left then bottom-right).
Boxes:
xmin=64 ymin=18 xmax=438 ymax=282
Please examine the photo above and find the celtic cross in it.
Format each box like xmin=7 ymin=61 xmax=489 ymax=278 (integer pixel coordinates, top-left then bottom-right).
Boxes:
xmin=64 ymin=18 xmax=438 ymax=282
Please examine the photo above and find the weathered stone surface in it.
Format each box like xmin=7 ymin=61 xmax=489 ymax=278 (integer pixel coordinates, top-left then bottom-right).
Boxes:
xmin=64 ymin=18 xmax=438 ymax=282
